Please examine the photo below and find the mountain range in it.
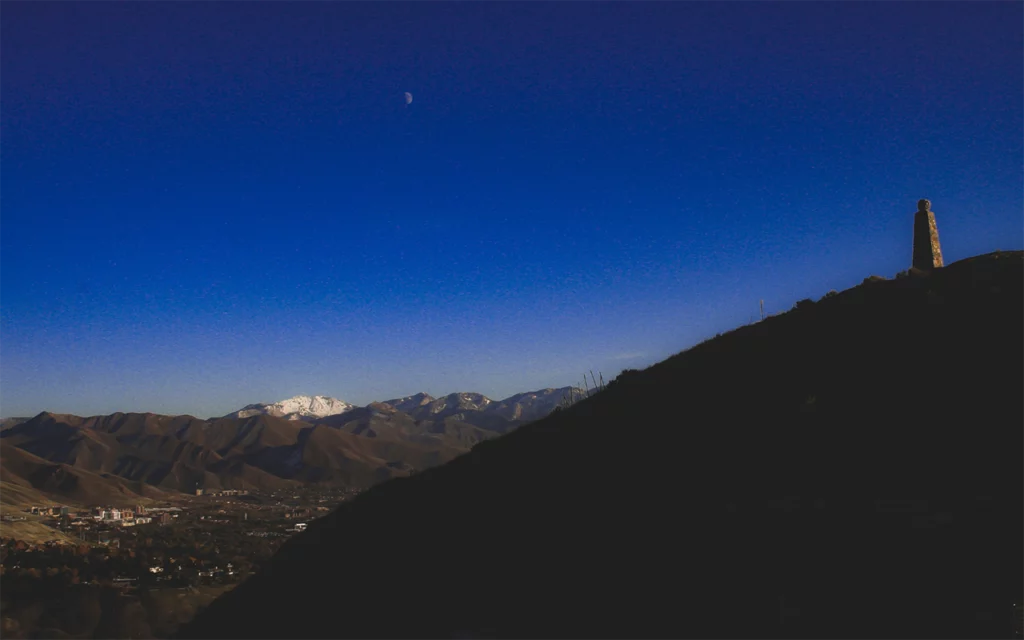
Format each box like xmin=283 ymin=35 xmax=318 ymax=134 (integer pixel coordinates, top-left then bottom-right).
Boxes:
xmin=0 ymin=387 xmax=583 ymax=507
xmin=221 ymin=387 xmax=577 ymax=427
xmin=178 ymin=252 xmax=1023 ymax=639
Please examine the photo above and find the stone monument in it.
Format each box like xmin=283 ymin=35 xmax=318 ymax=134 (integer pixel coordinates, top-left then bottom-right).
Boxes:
xmin=912 ymin=199 xmax=943 ymax=270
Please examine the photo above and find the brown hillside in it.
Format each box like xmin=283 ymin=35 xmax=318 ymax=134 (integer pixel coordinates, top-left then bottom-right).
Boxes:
xmin=0 ymin=404 xmax=492 ymax=499
xmin=0 ymin=441 xmax=166 ymax=507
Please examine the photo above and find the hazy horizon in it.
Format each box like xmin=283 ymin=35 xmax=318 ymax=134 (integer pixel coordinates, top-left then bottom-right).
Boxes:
xmin=1 ymin=383 xmax=609 ymax=421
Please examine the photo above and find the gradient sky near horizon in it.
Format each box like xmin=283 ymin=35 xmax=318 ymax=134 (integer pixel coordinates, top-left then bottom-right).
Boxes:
xmin=2 ymin=2 xmax=1021 ymax=418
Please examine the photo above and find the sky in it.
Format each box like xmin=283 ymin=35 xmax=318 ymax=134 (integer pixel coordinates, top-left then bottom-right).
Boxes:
xmin=2 ymin=1 xmax=1021 ymax=418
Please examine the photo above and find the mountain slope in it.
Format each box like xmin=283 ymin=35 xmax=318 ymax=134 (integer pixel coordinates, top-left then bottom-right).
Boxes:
xmin=403 ymin=392 xmax=494 ymax=420
xmin=225 ymin=388 xmax=581 ymax=434
xmin=0 ymin=440 xmax=169 ymax=506
xmin=380 ymin=392 xmax=435 ymax=414
xmin=178 ymin=252 xmax=1023 ymax=639
xmin=0 ymin=411 xmax=461 ymax=496
xmin=317 ymin=403 xmax=496 ymax=453
xmin=483 ymin=387 xmax=584 ymax=423
xmin=381 ymin=388 xmax=583 ymax=433
xmin=1 ymin=385 xmax=579 ymax=501
xmin=0 ymin=417 xmax=31 ymax=432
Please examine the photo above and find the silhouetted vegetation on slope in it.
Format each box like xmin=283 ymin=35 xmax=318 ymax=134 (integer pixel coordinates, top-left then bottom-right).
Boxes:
xmin=178 ymin=251 xmax=1023 ymax=639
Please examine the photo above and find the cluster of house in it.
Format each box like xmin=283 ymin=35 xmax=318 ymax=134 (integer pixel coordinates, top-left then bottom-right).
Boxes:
xmin=15 ymin=504 xmax=162 ymax=531
xmin=194 ymin=489 xmax=250 ymax=497
xmin=85 ymin=506 xmax=157 ymax=527
xmin=197 ymin=516 xmax=231 ymax=524
xmin=103 ymin=561 xmax=239 ymax=589
xmin=27 ymin=505 xmax=70 ymax=517
xmin=144 ymin=561 xmax=235 ymax=577
xmin=63 ymin=505 xmax=185 ymax=529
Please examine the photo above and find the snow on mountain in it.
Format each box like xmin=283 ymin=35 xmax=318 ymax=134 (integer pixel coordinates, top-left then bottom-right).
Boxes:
xmin=225 ymin=395 xmax=354 ymax=421
xmin=486 ymin=387 xmax=584 ymax=422
xmin=382 ymin=389 xmax=586 ymax=424
xmin=225 ymin=387 xmax=586 ymax=426
xmin=379 ymin=393 xmax=436 ymax=414
xmin=375 ymin=392 xmax=497 ymax=422
xmin=430 ymin=392 xmax=493 ymax=414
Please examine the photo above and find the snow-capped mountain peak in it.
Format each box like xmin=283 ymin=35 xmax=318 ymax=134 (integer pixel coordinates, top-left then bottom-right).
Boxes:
xmin=226 ymin=395 xmax=354 ymax=421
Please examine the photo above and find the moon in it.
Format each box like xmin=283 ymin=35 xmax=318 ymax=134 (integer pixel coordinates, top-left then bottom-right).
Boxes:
xmin=404 ymin=92 xmax=413 ymax=105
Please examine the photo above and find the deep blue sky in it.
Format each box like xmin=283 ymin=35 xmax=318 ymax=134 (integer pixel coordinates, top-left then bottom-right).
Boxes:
xmin=2 ymin=2 xmax=1021 ymax=418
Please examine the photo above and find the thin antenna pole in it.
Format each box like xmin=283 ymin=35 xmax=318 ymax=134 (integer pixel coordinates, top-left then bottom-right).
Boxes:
xmin=760 ymin=299 xmax=765 ymax=321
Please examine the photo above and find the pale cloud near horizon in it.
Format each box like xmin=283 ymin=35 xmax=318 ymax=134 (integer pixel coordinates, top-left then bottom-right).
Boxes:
xmin=610 ymin=352 xmax=646 ymax=361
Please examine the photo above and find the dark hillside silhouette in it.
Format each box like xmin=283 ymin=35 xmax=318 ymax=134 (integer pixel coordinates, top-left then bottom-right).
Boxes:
xmin=178 ymin=251 xmax=1023 ymax=639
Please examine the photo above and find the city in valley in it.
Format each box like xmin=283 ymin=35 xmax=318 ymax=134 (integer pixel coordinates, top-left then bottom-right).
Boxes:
xmin=0 ymin=388 xmax=581 ymax=637
xmin=0 ymin=486 xmax=360 ymax=638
